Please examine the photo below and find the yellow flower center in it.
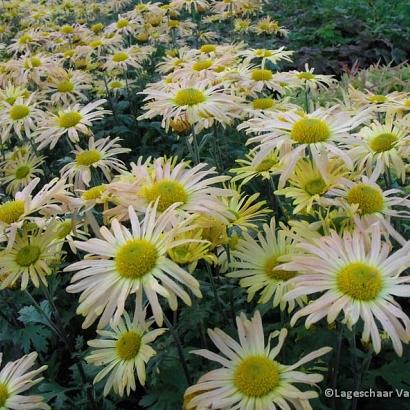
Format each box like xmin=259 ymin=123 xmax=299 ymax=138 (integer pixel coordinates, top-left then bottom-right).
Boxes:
xmin=369 ymin=132 xmax=397 ymax=153
xmin=116 ymin=331 xmax=142 ymax=360
xmin=76 ymin=150 xmax=102 ymax=166
xmin=234 ymin=356 xmax=280 ymax=397
xmin=174 ymin=88 xmax=206 ymax=107
xmin=116 ymin=19 xmax=129 ymax=29
xmin=0 ymin=200 xmax=25 ymax=224
xmin=89 ymin=39 xmax=103 ymax=48
xmin=347 ymin=183 xmax=384 ymax=215
xmin=9 ymin=104 xmax=30 ymax=120
xmin=252 ymin=97 xmax=274 ymax=110
xmin=368 ymin=95 xmax=386 ymax=104
xmin=82 ymin=185 xmax=106 ymax=200
xmin=290 ymin=118 xmax=331 ymax=143
xmin=15 ymin=245 xmax=41 ymax=267
xmin=200 ymin=44 xmax=216 ymax=53
xmin=137 ymin=32 xmax=149 ymax=42
xmin=251 ymin=69 xmax=273 ymax=81
xmin=109 ymin=80 xmax=123 ymax=89
xmin=24 ymin=56 xmax=42 ymax=68
xmin=193 ymin=59 xmax=213 ymax=71
xmin=304 ymin=177 xmax=326 ymax=195
xmin=337 ymin=262 xmax=383 ymax=301
xmin=264 ymin=255 xmax=297 ymax=281
xmin=57 ymin=80 xmax=74 ymax=92
xmin=57 ymin=220 xmax=73 ymax=239
xmin=18 ymin=33 xmax=32 ymax=44
xmin=0 ymin=383 xmax=8 ymax=407
xmin=255 ymin=49 xmax=273 ymax=57
xmin=91 ymin=23 xmax=104 ymax=33
xmin=112 ymin=52 xmax=129 ymax=62
xmin=58 ymin=111 xmax=82 ymax=128
xmin=15 ymin=165 xmax=31 ymax=179
xmin=143 ymin=179 xmax=188 ymax=212
xmin=61 ymin=25 xmax=74 ymax=34
xmin=168 ymin=19 xmax=180 ymax=28
xmin=297 ymin=72 xmax=315 ymax=80
xmin=116 ymin=239 xmax=158 ymax=279
xmin=403 ymin=99 xmax=410 ymax=107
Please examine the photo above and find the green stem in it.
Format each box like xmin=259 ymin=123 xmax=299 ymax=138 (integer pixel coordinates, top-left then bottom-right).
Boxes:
xmin=330 ymin=324 xmax=343 ymax=410
xmin=163 ymin=315 xmax=191 ymax=385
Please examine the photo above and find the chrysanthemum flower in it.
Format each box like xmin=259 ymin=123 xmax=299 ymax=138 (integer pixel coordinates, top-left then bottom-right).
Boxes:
xmin=241 ymin=47 xmax=293 ymax=66
xmin=0 ymin=95 xmax=43 ymax=142
xmin=0 ymin=352 xmax=49 ymax=409
xmin=228 ymin=218 xmax=305 ymax=311
xmin=35 ymin=99 xmax=109 ymax=149
xmin=239 ymin=65 xmax=285 ymax=94
xmin=289 ymin=63 xmax=335 ymax=91
xmin=0 ymin=222 xmax=62 ymax=290
xmin=60 ymin=136 xmax=130 ymax=189
xmin=104 ymin=47 xmax=146 ymax=72
xmin=0 ymin=150 xmax=44 ymax=195
xmin=275 ymin=157 xmax=346 ymax=214
xmin=254 ymin=16 xmax=289 ymax=37
xmin=139 ymin=79 xmax=243 ymax=130
xmin=66 ymin=204 xmax=202 ymax=328
xmin=240 ymin=106 xmax=369 ymax=187
xmin=348 ymin=117 xmax=410 ymax=182
xmin=327 ymin=175 xmax=410 ymax=245
xmin=282 ymin=223 xmax=410 ymax=356
xmin=86 ymin=306 xmax=165 ymax=396
xmin=186 ymin=310 xmax=331 ymax=409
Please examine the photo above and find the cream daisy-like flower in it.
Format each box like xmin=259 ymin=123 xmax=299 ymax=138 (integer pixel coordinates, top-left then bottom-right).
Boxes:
xmin=60 ymin=136 xmax=130 ymax=189
xmin=65 ymin=204 xmax=202 ymax=329
xmin=0 ymin=150 xmax=44 ymax=195
xmin=288 ymin=63 xmax=335 ymax=91
xmin=275 ymin=157 xmax=346 ymax=214
xmin=0 ymin=352 xmax=49 ymax=410
xmin=35 ymin=99 xmax=109 ymax=149
xmin=0 ymin=95 xmax=43 ymax=142
xmin=0 ymin=222 xmax=62 ymax=290
xmin=240 ymin=47 xmax=294 ymax=66
xmin=239 ymin=65 xmax=285 ymax=95
xmin=348 ymin=117 xmax=410 ymax=182
xmin=106 ymin=157 xmax=233 ymax=222
xmin=254 ymin=17 xmax=289 ymax=37
xmin=327 ymin=175 xmax=410 ymax=245
xmin=138 ymin=79 xmax=243 ymax=130
xmin=240 ymin=106 xmax=369 ymax=187
xmin=228 ymin=218 xmax=305 ymax=311
xmin=86 ymin=305 xmax=165 ymax=397
xmin=186 ymin=310 xmax=331 ymax=410
xmin=103 ymin=47 xmax=145 ymax=72
xmin=282 ymin=223 xmax=410 ymax=356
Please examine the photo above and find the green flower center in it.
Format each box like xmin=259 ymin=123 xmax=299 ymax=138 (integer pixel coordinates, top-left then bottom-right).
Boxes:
xmin=116 ymin=331 xmax=141 ymax=360
xmin=337 ymin=262 xmax=383 ymax=301
xmin=252 ymin=97 xmax=274 ymax=110
xmin=264 ymin=255 xmax=297 ymax=281
xmin=193 ymin=59 xmax=213 ymax=71
xmin=369 ymin=132 xmax=397 ymax=153
xmin=290 ymin=118 xmax=331 ymax=143
xmin=0 ymin=200 xmax=25 ymax=224
xmin=255 ymin=158 xmax=277 ymax=172
xmin=174 ymin=88 xmax=206 ymax=106
xmin=297 ymin=72 xmax=315 ymax=80
xmin=57 ymin=80 xmax=74 ymax=92
xmin=255 ymin=49 xmax=273 ymax=57
xmin=368 ymin=95 xmax=386 ymax=104
xmin=143 ymin=179 xmax=188 ymax=212
xmin=251 ymin=69 xmax=273 ymax=81
xmin=109 ymin=80 xmax=123 ymax=89
xmin=112 ymin=52 xmax=129 ymax=62
xmin=304 ymin=177 xmax=326 ymax=195
xmin=15 ymin=165 xmax=31 ymax=179
xmin=234 ymin=356 xmax=280 ymax=397
xmin=18 ymin=33 xmax=32 ymax=44
xmin=76 ymin=150 xmax=102 ymax=166
xmin=89 ymin=39 xmax=103 ymax=48
xmin=347 ymin=183 xmax=384 ymax=215
xmin=57 ymin=220 xmax=73 ymax=239
xmin=82 ymin=184 xmax=106 ymax=200
xmin=9 ymin=104 xmax=30 ymax=121
xmin=0 ymin=383 xmax=8 ymax=407
xmin=61 ymin=25 xmax=74 ymax=34
xmin=58 ymin=111 xmax=82 ymax=128
xmin=24 ymin=56 xmax=42 ymax=68
xmin=15 ymin=245 xmax=41 ymax=267
xmin=116 ymin=239 xmax=158 ymax=279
